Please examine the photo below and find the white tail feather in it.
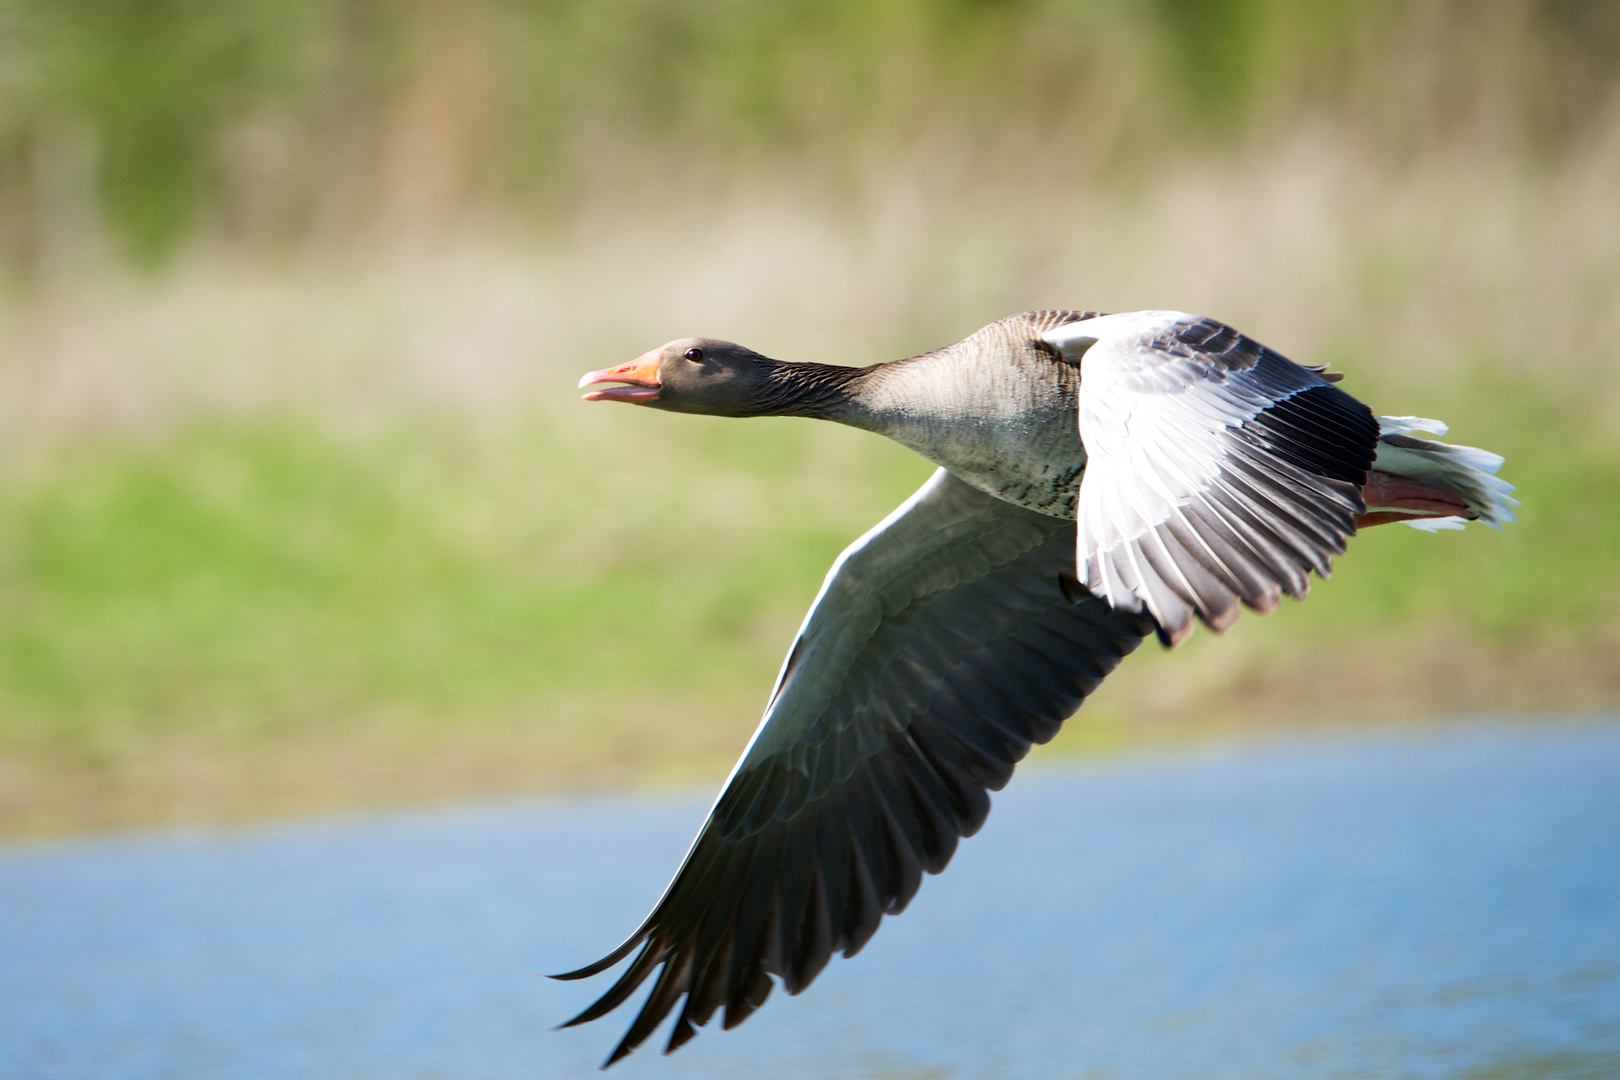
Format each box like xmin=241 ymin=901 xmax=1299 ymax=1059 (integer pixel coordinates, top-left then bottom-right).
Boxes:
xmin=1372 ymin=416 xmax=1519 ymax=530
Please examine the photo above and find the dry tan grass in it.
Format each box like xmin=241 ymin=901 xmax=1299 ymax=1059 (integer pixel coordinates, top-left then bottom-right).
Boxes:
xmin=4 ymin=129 xmax=1618 ymax=449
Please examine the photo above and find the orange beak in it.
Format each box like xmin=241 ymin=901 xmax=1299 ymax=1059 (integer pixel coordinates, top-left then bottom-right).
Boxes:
xmin=578 ymin=349 xmax=662 ymax=403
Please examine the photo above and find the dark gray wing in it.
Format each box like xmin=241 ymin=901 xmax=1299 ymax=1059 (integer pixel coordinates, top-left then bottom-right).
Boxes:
xmin=1042 ymin=311 xmax=1380 ymax=646
xmin=553 ymin=468 xmax=1153 ymax=1066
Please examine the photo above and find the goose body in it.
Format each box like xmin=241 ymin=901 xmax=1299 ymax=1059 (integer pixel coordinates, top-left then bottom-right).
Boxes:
xmin=562 ymin=310 xmax=1516 ymax=1065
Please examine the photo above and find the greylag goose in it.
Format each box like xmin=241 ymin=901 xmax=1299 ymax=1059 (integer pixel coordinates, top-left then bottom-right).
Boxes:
xmin=560 ymin=309 xmax=1515 ymax=1065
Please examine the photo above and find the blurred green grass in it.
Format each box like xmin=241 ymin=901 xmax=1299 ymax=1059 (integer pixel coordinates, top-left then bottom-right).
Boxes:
xmin=0 ymin=408 xmax=927 ymax=756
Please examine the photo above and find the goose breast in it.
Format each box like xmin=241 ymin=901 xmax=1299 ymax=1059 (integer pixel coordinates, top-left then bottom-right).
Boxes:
xmin=848 ymin=310 xmax=1097 ymax=518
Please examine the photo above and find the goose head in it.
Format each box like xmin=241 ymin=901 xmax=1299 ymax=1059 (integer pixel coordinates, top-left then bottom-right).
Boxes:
xmin=579 ymin=338 xmax=861 ymax=418
xmin=578 ymin=338 xmax=778 ymax=415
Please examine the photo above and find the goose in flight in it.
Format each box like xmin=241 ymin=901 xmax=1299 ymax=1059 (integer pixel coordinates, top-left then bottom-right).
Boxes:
xmin=559 ymin=309 xmax=1516 ymax=1066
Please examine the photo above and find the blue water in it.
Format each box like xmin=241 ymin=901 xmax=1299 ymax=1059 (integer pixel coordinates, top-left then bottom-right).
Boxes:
xmin=4 ymin=722 xmax=1619 ymax=1080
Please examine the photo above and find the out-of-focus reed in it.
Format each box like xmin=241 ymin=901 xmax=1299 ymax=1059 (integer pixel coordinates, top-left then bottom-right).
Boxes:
xmin=2 ymin=0 xmax=1617 ymax=266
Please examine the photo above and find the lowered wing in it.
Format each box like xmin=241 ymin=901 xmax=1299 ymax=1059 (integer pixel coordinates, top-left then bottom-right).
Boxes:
xmin=554 ymin=468 xmax=1152 ymax=1065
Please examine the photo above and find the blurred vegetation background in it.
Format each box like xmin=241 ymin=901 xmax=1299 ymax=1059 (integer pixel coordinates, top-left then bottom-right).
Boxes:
xmin=0 ymin=0 xmax=1617 ymax=835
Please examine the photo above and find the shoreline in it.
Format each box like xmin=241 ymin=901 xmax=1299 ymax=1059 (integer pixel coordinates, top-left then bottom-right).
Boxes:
xmin=6 ymin=633 xmax=1614 ymax=842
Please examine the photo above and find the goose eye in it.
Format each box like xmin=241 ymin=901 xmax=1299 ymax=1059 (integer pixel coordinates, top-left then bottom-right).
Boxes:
xmin=684 ymin=348 xmax=703 ymax=362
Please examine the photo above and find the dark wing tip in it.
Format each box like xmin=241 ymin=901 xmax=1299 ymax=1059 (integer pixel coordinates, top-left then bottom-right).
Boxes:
xmin=550 ymin=944 xmax=643 ymax=982
xmin=664 ymin=1016 xmax=700 ymax=1054
xmin=601 ymin=1039 xmax=635 ymax=1069
xmin=550 ymin=963 xmax=612 ymax=983
xmin=1153 ymin=614 xmax=1191 ymax=648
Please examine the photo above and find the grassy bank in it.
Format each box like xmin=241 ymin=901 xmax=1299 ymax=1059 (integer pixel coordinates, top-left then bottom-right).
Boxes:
xmin=2 ymin=141 xmax=1618 ymax=836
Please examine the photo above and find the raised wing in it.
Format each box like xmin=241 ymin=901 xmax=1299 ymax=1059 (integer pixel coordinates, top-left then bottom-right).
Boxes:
xmin=554 ymin=469 xmax=1153 ymax=1065
xmin=1042 ymin=311 xmax=1380 ymax=646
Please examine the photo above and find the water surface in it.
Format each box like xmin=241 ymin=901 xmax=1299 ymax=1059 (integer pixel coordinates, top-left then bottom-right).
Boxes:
xmin=4 ymin=721 xmax=1619 ymax=1079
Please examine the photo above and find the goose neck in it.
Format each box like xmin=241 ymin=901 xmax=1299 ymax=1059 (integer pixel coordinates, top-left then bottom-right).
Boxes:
xmin=749 ymin=360 xmax=873 ymax=421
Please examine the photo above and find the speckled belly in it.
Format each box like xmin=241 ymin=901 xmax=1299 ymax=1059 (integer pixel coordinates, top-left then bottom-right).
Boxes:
xmin=875 ymin=367 xmax=1087 ymax=519
xmin=848 ymin=336 xmax=1089 ymax=519
xmin=928 ymin=417 xmax=1087 ymax=520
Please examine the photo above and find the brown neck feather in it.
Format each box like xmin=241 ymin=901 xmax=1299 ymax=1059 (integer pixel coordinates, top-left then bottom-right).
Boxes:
xmin=745 ymin=360 xmax=872 ymax=420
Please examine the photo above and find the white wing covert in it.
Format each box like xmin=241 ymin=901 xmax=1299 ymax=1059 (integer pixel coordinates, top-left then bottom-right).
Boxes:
xmin=1042 ymin=311 xmax=1381 ymax=645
